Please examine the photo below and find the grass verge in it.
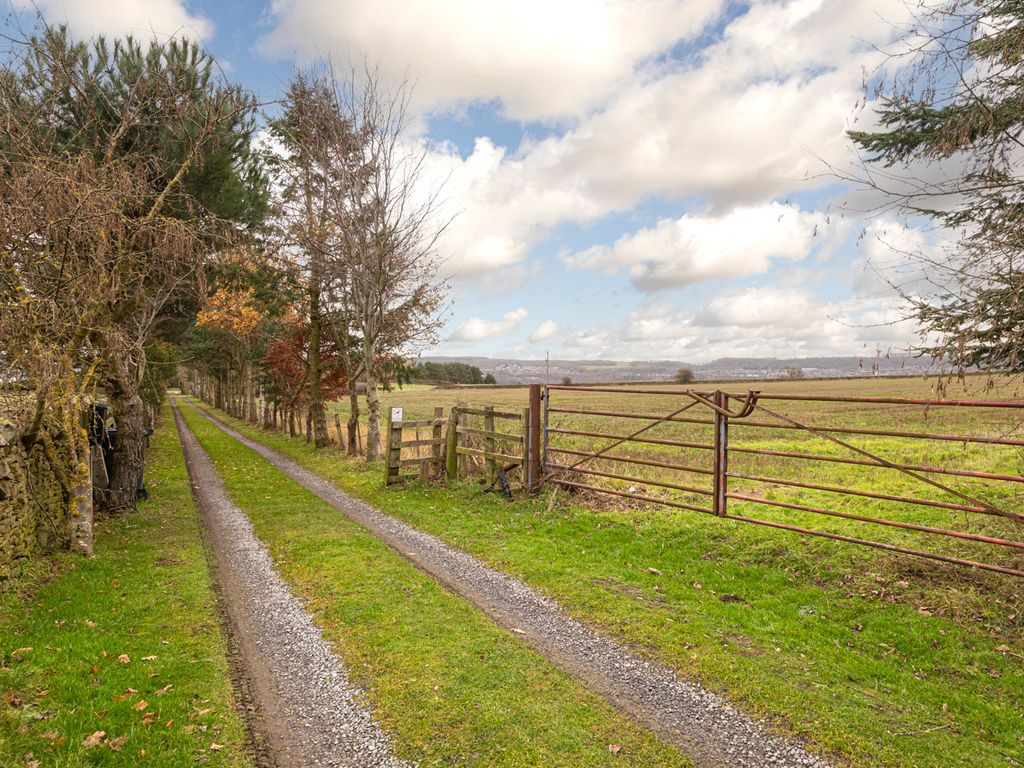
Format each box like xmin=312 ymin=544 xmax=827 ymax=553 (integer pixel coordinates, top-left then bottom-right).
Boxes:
xmin=177 ymin=400 xmax=690 ymax=767
xmin=193 ymin=398 xmax=1024 ymax=768
xmin=0 ymin=405 xmax=251 ymax=767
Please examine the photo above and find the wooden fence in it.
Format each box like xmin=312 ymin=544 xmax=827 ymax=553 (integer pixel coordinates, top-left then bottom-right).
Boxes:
xmin=386 ymin=400 xmax=539 ymax=492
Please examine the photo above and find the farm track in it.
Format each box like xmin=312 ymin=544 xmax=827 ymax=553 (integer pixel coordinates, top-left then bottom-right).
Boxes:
xmin=183 ymin=396 xmax=835 ymax=768
xmin=172 ymin=399 xmax=410 ymax=768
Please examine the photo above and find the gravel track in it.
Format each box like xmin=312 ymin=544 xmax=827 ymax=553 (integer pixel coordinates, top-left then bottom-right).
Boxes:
xmin=172 ymin=400 xmax=410 ymax=768
xmin=185 ymin=397 xmax=834 ymax=768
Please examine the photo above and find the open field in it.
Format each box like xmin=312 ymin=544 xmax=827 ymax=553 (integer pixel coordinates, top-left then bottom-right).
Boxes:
xmin=334 ymin=375 xmax=1024 ymax=575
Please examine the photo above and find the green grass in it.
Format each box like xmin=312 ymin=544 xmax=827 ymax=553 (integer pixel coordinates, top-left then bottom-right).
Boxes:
xmin=177 ymin=400 xmax=690 ymax=768
xmin=0 ymin=405 xmax=251 ymax=767
xmin=199 ymin=391 xmax=1024 ymax=768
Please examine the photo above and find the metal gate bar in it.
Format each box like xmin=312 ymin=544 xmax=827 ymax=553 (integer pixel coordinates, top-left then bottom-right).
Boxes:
xmin=543 ymin=384 xmax=1024 ymax=578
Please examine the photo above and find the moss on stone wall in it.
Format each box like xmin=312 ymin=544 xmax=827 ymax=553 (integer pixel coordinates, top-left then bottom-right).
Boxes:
xmin=0 ymin=419 xmax=72 ymax=583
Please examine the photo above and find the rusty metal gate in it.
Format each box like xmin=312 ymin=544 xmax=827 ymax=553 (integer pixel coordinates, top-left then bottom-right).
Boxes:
xmin=542 ymin=385 xmax=1024 ymax=577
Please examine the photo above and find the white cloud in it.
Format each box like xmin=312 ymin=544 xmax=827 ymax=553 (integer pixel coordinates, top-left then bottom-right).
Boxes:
xmin=528 ymin=283 xmax=919 ymax=362
xmin=11 ymin=0 xmax=212 ymax=40
xmin=529 ymin=320 xmax=560 ymax=343
xmin=693 ymin=286 xmax=821 ymax=328
xmin=563 ymin=203 xmax=840 ymax=291
xmin=261 ymin=0 xmax=723 ymax=121
xmin=449 ymin=308 xmax=528 ymax=342
xmin=414 ymin=0 xmax=917 ymax=281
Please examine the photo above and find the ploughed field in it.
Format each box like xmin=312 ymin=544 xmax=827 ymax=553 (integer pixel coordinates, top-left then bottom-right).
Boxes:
xmin=332 ymin=375 xmax=1024 ymax=576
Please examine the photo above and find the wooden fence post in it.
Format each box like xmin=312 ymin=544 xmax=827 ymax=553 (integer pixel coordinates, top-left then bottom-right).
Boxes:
xmin=432 ymin=407 xmax=444 ymax=480
xmin=457 ymin=401 xmax=467 ymax=479
xmin=527 ymin=385 xmax=542 ymax=493
xmin=484 ymin=406 xmax=496 ymax=485
xmin=521 ymin=406 xmax=530 ymax=487
xmin=444 ymin=406 xmax=459 ymax=480
xmin=385 ymin=417 xmax=402 ymax=486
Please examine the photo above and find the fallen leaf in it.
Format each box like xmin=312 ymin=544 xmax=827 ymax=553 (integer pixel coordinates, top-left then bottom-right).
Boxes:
xmin=165 ymin=719 xmax=174 ymax=728
xmin=693 ymin=583 xmax=703 ymax=590
xmin=190 ymin=707 xmax=215 ymax=719
xmin=142 ymin=712 xmax=157 ymax=725
xmin=995 ymin=644 xmax=1011 ymax=653
xmin=10 ymin=647 xmax=32 ymax=662
xmin=155 ymin=684 xmax=173 ymax=696
xmin=646 ymin=566 xmax=662 ymax=575
xmin=82 ymin=731 xmax=106 ymax=748
xmin=89 ymin=664 xmax=99 ymax=674
xmin=132 ymin=700 xmax=149 ymax=711
xmin=25 ymin=760 xmax=40 ymax=768
xmin=210 ymin=743 xmax=224 ymax=751
xmin=608 ymin=744 xmax=622 ymax=754
xmin=106 ymin=735 xmax=127 ymax=751
xmin=141 ymin=656 xmax=158 ymax=661
xmin=84 ymin=620 xmax=96 ymax=628
xmin=117 ymin=655 xmax=130 ymax=665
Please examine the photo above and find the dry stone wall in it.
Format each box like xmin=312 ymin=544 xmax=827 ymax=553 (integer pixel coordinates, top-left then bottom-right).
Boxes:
xmin=0 ymin=418 xmax=72 ymax=583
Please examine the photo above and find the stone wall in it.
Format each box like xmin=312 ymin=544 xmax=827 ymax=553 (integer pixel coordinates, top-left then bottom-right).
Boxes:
xmin=0 ymin=419 xmax=73 ymax=583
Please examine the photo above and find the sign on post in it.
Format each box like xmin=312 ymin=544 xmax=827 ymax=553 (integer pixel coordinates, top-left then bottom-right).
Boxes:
xmin=390 ymin=406 xmax=404 ymax=423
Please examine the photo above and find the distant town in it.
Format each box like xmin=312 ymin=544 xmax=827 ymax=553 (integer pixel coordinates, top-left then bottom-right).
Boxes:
xmin=419 ymin=354 xmax=945 ymax=385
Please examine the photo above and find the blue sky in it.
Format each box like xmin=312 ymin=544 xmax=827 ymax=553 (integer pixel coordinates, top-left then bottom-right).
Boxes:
xmin=4 ymin=0 xmax=928 ymax=362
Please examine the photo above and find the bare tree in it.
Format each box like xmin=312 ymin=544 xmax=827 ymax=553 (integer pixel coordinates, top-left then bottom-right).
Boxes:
xmin=330 ymin=65 xmax=448 ymax=461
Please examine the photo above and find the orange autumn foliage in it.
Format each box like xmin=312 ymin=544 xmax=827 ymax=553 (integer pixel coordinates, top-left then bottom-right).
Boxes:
xmin=196 ymin=288 xmax=263 ymax=339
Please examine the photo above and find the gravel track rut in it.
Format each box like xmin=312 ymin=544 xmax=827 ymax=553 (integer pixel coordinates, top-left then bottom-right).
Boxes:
xmin=173 ymin=399 xmax=410 ymax=768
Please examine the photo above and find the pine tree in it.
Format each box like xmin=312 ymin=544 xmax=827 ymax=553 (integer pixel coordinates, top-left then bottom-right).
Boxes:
xmin=848 ymin=2 xmax=1024 ymax=372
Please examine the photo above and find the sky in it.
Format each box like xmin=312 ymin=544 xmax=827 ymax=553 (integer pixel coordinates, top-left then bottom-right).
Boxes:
xmin=3 ymin=0 xmax=933 ymax=362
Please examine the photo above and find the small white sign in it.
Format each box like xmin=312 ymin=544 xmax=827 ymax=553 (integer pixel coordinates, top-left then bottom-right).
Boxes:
xmin=390 ymin=407 xmax=404 ymax=423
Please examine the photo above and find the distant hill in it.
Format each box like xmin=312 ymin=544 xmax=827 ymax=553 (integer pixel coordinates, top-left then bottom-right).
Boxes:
xmin=418 ymin=355 xmax=942 ymax=385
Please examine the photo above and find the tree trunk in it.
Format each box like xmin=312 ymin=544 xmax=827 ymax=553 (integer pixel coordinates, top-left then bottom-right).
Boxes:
xmin=246 ymin=360 xmax=257 ymax=423
xmin=105 ymin=387 xmax=146 ymax=514
xmin=364 ymin=338 xmax=381 ymax=460
xmin=347 ymin=381 xmax=360 ymax=457
xmin=307 ymin=283 xmax=331 ymax=448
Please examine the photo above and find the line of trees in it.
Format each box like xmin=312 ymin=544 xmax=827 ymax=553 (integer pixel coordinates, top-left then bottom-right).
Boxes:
xmin=0 ymin=25 xmax=447 ymax=553
xmin=411 ymin=361 xmax=492 ymax=384
xmin=1 ymin=26 xmax=265 ymax=552
xmin=188 ymin=62 xmax=447 ymax=461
